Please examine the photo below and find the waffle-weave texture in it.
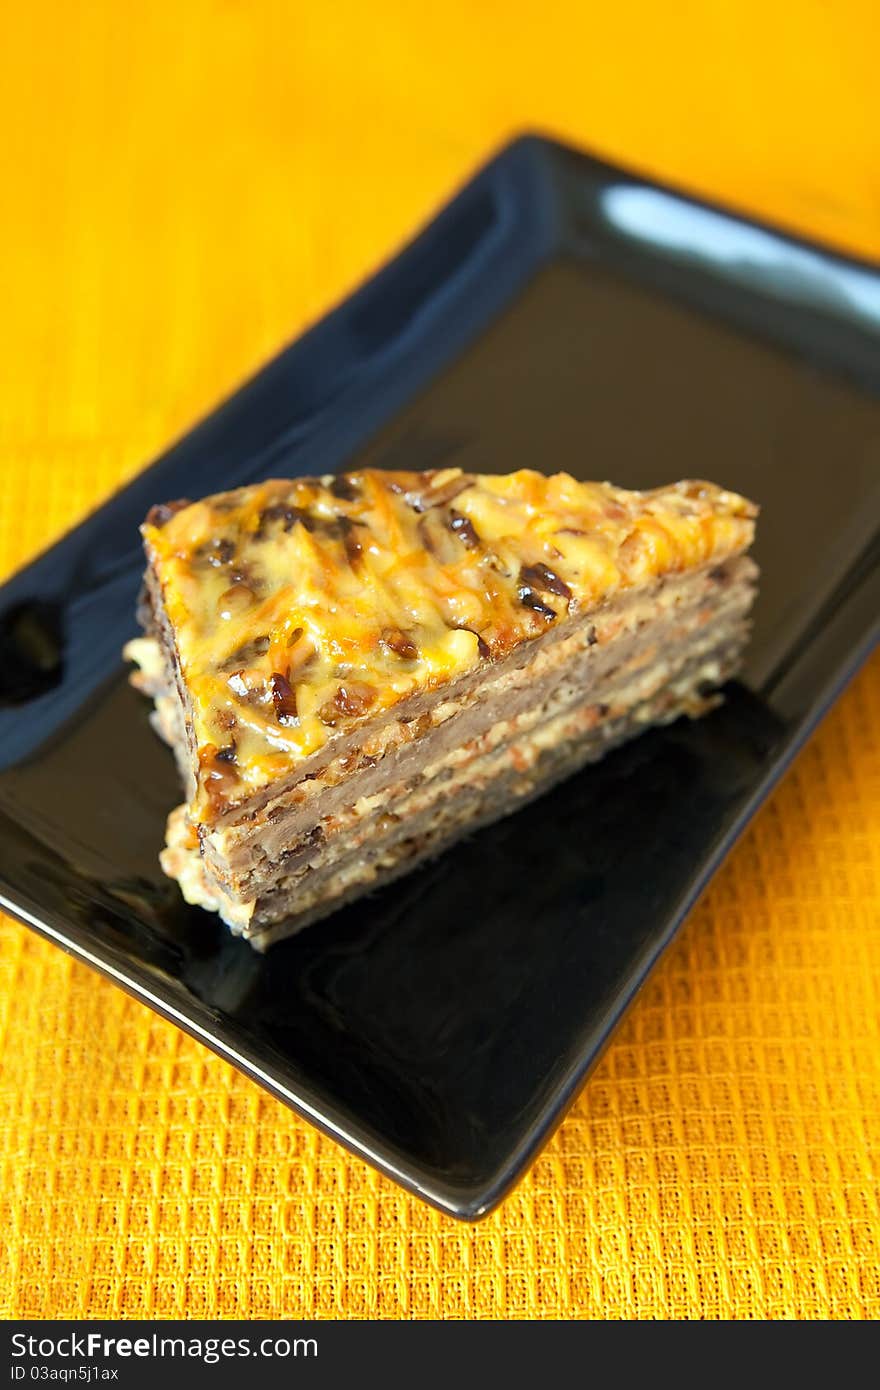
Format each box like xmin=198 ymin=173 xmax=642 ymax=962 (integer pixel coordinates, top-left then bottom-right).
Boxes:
xmin=1 ymin=0 xmax=879 ymax=1320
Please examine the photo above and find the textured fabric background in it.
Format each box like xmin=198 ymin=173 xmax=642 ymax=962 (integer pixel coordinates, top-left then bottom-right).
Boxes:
xmin=1 ymin=1 xmax=879 ymax=1320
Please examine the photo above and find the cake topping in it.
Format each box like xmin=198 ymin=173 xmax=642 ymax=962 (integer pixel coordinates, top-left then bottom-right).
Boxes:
xmin=142 ymin=467 xmax=756 ymax=811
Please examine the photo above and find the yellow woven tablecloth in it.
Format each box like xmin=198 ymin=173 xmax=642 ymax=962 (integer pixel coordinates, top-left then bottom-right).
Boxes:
xmin=1 ymin=1 xmax=879 ymax=1320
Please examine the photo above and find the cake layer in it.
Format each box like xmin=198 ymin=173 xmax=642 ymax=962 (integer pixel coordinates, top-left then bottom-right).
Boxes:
xmin=163 ymin=638 xmax=740 ymax=948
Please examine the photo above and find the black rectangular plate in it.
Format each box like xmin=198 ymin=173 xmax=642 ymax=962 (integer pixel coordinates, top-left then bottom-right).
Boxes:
xmin=0 ymin=135 xmax=878 ymax=1219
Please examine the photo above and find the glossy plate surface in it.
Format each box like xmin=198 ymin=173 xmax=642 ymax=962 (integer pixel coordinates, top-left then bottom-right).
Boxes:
xmin=0 ymin=136 xmax=877 ymax=1218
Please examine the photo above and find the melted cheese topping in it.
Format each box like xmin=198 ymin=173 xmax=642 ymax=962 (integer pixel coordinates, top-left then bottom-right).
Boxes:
xmin=142 ymin=468 xmax=756 ymax=817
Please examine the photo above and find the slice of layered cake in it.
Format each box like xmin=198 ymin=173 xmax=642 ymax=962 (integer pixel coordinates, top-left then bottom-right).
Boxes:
xmin=125 ymin=467 xmax=758 ymax=948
